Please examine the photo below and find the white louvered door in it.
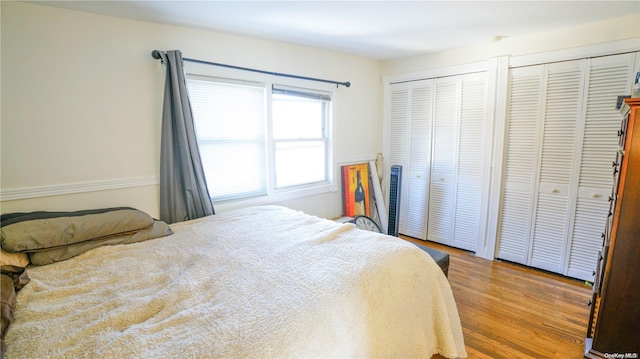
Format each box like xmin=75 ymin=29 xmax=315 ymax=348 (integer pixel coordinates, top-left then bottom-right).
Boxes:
xmin=427 ymin=77 xmax=460 ymax=245
xmin=404 ymin=81 xmax=434 ymax=239
xmin=452 ymin=73 xmax=487 ymax=251
xmin=388 ymin=84 xmax=410 ymax=236
xmin=529 ymin=60 xmax=586 ymax=273
xmin=566 ymin=53 xmax=636 ymax=280
xmin=497 ymin=52 xmax=637 ymax=281
xmin=386 ymin=72 xmax=487 ymax=250
xmin=388 ymin=81 xmax=435 ymax=239
xmin=497 ymin=66 xmax=543 ymax=264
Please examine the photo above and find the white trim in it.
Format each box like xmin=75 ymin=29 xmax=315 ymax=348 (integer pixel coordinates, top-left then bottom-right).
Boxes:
xmin=1 ymin=177 xmax=160 ymax=201
xmin=381 ymin=82 xmax=393 ymax=212
xmin=215 ymin=155 xmax=378 ymax=213
xmin=214 ymin=182 xmax=336 ymax=213
xmin=383 ymin=61 xmax=488 ymax=85
xmin=478 ymin=56 xmax=509 ymax=260
xmin=335 ymin=155 xmax=378 ymax=165
xmin=509 ymin=38 xmax=640 ymax=68
xmin=383 ymin=40 xmax=640 ymax=85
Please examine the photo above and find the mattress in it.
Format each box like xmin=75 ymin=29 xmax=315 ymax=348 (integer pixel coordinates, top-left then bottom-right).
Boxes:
xmin=4 ymin=205 xmax=466 ymax=358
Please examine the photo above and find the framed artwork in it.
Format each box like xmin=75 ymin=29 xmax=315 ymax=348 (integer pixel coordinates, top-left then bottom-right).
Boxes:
xmin=341 ymin=163 xmax=371 ymax=217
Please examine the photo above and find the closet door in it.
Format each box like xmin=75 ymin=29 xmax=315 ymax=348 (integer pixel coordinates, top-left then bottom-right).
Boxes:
xmin=497 ymin=66 xmax=543 ymax=264
xmin=404 ymin=82 xmax=434 ymax=239
xmin=388 ymin=83 xmax=410 ymax=235
xmin=427 ymin=77 xmax=461 ymax=245
xmin=566 ymin=53 xmax=636 ymax=280
xmin=529 ymin=60 xmax=586 ymax=273
xmin=387 ymin=81 xmax=433 ymax=239
xmin=452 ymin=73 xmax=487 ymax=251
xmin=497 ymin=52 xmax=637 ymax=280
xmin=498 ymin=60 xmax=586 ymax=272
xmin=386 ymin=72 xmax=488 ymax=250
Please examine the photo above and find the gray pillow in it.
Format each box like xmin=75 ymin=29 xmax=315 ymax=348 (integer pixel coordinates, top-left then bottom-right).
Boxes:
xmin=1 ymin=207 xmax=155 ymax=252
xmin=28 ymin=220 xmax=172 ymax=265
xmin=1 ymin=207 xmax=173 ymax=265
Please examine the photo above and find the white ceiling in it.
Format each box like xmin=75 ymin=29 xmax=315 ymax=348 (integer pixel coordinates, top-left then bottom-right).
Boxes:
xmin=30 ymin=0 xmax=640 ymax=60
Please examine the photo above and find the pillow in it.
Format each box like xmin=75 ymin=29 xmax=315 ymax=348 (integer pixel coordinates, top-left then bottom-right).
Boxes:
xmin=0 ymin=249 xmax=29 ymax=268
xmin=1 ymin=265 xmax=30 ymax=358
xmin=28 ymin=220 xmax=173 ymax=265
xmin=1 ymin=207 xmax=155 ymax=252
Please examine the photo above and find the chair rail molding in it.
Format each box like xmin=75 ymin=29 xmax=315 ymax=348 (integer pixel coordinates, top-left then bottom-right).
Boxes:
xmin=0 ymin=177 xmax=160 ymax=201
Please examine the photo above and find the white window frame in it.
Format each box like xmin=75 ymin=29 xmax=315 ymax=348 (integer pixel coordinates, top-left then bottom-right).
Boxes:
xmin=271 ymin=84 xmax=331 ymax=189
xmin=184 ymin=62 xmax=337 ymax=212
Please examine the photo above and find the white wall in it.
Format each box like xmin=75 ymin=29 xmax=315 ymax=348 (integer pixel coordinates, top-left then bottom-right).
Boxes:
xmin=0 ymin=2 xmax=382 ymax=219
xmin=382 ymin=13 xmax=640 ymax=75
xmin=3 ymin=2 xmax=637 ymax=220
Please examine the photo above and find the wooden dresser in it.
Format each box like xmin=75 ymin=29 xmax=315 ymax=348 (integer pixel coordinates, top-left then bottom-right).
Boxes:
xmin=585 ymin=98 xmax=640 ymax=357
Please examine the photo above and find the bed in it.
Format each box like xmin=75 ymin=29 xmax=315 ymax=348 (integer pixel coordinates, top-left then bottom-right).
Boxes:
xmin=1 ymin=205 xmax=466 ymax=358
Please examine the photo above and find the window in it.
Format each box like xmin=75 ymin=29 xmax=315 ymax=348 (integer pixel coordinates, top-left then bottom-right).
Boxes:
xmin=188 ymin=77 xmax=267 ymax=201
xmin=272 ymin=86 xmax=329 ymax=188
xmin=187 ymin=76 xmax=332 ymax=203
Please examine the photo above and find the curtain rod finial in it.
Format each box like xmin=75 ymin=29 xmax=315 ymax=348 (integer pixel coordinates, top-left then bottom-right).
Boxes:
xmin=151 ymin=50 xmax=162 ymax=59
xmin=344 ymin=82 xmax=351 ymax=88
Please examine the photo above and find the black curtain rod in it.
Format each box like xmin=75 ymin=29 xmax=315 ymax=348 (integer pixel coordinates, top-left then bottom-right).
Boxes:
xmin=152 ymin=50 xmax=350 ymax=88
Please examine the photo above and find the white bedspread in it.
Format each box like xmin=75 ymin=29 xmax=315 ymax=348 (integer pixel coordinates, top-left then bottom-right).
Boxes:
xmin=6 ymin=205 xmax=466 ymax=358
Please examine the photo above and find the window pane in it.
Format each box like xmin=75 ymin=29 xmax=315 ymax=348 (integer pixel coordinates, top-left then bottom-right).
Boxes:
xmin=199 ymin=141 xmax=266 ymax=200
xmin=275 ymin=141 xmax=326 ymax=187
xmin=188 ymin=77 xmax=267 ymax=201
xmin=189 ymin=79 xmax=265 ymax=139
xmin=272 ymin=94 xmax=325 ymax=139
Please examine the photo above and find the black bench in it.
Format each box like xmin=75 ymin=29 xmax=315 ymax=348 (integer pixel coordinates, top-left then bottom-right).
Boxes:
xmin=412 ymin=243 xmax=450 ymax=278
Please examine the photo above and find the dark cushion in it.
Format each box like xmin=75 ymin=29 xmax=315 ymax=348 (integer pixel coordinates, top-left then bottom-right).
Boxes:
xmin=414 ymin=243 xmax=450 ymax=278
xmin=1 ymin=265 xmax=30 ymax=358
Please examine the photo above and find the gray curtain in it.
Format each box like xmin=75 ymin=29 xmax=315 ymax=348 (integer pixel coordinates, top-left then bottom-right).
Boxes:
xmin=158 ymin=50 xmax=215 ymax=224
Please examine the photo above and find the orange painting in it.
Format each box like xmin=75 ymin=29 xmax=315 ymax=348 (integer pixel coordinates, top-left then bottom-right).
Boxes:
xmin=341 ymin=163 xmax=370 ymax=217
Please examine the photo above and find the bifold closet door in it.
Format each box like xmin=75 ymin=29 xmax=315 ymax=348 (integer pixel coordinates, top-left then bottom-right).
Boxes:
xmin=529 ymin=60 xmax=585 ymax=273
xmin=387 ymin=74 xmax=487 ymax=251
xmin=405 ymin=83 xmax=434 ymax=239
xmin=452 ymin=73 xmax=487 ymax=251
xmin=427 ymin=77 xmax=460 ymax=245
xmin=496 ymin=66 xmax=543 ymax=264
xmin=497 ymin=52 xmax=637 ymax=280
xmin=388 ymin=84 xmax=411 ymax=236
xmin=497 ymin=60 xmax=587 ymax=273
xmin=387 ymin=81 xmax=433 ymax=239
xmin=496 ymin=65 xmax=543 ymax=264
xmin=427 ymin=73 xmax=487 ymax=251
xmin=566 ymin=53 xmax=637 ymax=280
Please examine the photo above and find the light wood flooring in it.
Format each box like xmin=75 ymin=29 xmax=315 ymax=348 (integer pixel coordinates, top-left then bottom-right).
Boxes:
xmin=401 ymin=236 xmax=592 ymax=359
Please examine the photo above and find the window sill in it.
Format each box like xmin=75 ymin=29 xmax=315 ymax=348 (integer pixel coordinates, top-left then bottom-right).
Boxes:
xmin=214 ymin=183 xmax=337 ymax=213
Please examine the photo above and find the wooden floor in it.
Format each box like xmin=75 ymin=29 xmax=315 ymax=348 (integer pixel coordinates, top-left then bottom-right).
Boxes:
xmin=401 ymin=236 xmax=592 ymax=359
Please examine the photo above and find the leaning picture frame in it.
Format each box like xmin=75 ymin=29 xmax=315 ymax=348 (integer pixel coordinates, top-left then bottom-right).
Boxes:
xmin=341 ymin=163 xmax=371 ymax=217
